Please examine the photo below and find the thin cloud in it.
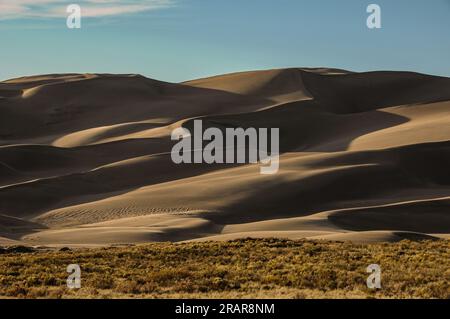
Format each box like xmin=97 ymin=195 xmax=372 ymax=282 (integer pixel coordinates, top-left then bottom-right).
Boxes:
xmin=0 ymin=0 xmax=175 ymax=20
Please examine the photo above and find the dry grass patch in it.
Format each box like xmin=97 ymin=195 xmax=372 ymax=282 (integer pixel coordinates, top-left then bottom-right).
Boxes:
xmin=0 ymin=239 xmax=448 ymax=299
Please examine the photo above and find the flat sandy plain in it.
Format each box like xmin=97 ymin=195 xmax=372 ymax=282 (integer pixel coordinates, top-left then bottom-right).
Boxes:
xmin=0 ymin=68 xmax=449 ymax=246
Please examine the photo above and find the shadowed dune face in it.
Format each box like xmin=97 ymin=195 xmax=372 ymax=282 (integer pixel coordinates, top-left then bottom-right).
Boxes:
xmin=0 ymin=74 xmax=270 ymax=143
xmin=0 ymin=68 xmax=449 ymax=246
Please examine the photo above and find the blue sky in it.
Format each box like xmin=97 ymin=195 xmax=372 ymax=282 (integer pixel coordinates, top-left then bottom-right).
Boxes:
xmin=1 ymin=0 xmax=449 ymax=82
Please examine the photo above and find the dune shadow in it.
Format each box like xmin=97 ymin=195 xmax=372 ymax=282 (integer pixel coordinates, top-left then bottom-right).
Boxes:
xmin=183 ymin=98 xmax=410 ymax=153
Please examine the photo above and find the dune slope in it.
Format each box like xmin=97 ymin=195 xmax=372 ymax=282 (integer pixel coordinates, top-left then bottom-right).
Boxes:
xmin=0 ymin=68 xmax=449 ymax=246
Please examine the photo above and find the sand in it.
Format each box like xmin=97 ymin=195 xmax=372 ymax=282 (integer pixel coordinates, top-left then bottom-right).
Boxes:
xmin=0 ymin=68 xmax=449 ymax=246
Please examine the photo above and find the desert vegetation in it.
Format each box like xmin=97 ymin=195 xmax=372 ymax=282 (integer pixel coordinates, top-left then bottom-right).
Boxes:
xmin=0 ymin=239 xmax=448 ymax=299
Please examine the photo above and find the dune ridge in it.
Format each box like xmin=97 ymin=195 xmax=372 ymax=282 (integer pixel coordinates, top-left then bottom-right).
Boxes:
xmin=0 ymin=68 xmax=449 ymax=246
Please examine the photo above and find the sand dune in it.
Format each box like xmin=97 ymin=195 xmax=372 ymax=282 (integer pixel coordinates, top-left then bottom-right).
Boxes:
xmin=0 ymin=68 xmax=449 ymax=246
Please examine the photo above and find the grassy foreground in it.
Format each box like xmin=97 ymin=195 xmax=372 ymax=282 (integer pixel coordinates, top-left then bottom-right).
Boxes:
xmin=0 ymin=239 xmax=448 ymax=299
